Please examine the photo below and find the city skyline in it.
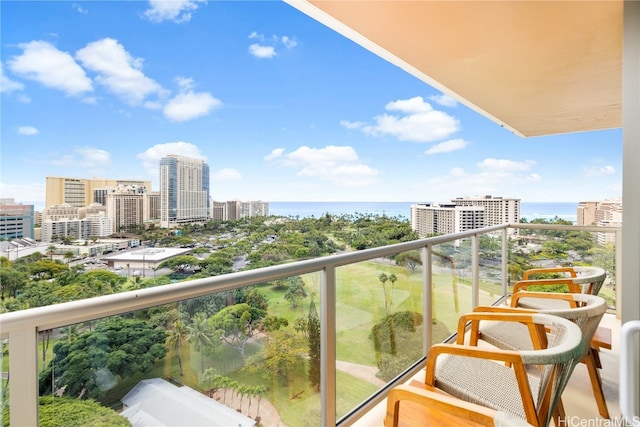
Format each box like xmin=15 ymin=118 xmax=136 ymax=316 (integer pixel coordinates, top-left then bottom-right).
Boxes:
xmin=1 ymin=1 xmax=622 ymax=210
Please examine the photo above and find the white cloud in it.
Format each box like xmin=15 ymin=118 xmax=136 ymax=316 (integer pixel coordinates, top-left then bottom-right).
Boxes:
xmin=339 ymin=120 xmax=364 ymax=130
xmin=72 ymin=3 xmax=88 ymax=14
xmin=248 ymin=33 xmax=297 ymax=59
xmin=385 ymin=96 xmax=433 ymax=114
xmin=1 ymin=63 xmax=25 ymax=93
xmin=420 ymin=158 xmax=540 ymax=199
xmin=264 ymin=148 xmax=285 ymax=161
xmin=429 ymin=94 xmax=458 ymax=107
xmin=477 ymin=158 xmax=536 ymax=172
xmin=175 ymin=76 xmax=195 ymax=91
xmin=280 ymin=36 xmax=298 ymax=49
xmin=76 ymin=38 xmax=165 ymax=105
xmin=347 ymin=96 xmax=460 ymax=142
xmin=249 ymin=44 xmax=276 ymax=59
xmin=137 ymin=141 xmax=206 ymax=176
xmin=8 ymin=41 xmax=93 ymax=96
xmin=143 ymin=0 xmax=205 ymax=23
xmin=425 ymin=138 xmax=468 ymax=155
xmin=585 ymin=165 xmax=616 ymax=176
xmin=212 ymin=168 xmax=242 ymax=182
xmin=163 ymin=91 xmax=222 ymax=121
xmin=51 ymin=146 xmax=111 ymax=168
xmin=266 ymin=145 xmax=378 ymax=187
xmin=18 ymin=126 xmax=39 ymax=136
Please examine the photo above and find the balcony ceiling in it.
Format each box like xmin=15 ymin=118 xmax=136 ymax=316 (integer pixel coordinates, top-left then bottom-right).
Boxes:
xmin=285 ymin=0 xmax=623 ymax=137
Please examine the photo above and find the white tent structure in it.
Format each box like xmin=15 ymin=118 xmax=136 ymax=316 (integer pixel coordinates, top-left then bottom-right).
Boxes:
xmin=121 ymin=378 xmax=254 ymax=427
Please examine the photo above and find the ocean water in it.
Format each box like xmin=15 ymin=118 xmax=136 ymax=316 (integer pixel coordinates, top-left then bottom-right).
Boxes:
xmin=269 ymin=201 xmax=578 ymax=223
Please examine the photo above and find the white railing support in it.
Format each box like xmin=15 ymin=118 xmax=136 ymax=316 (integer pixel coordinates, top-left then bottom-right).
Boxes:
xmin=9 ymin=327 xmax=38 ymax=427
xmin=471 ymin=234 xmax=480 ymax=308
xmin=321 ymin=265 xmax=337 ymax=427
xmin=502 ymin=228 xmax=509 ymax=295
xmin=423 ymin=245 xmax=433 ymax=354
xmin=620 ymin=320 xmax=640 ymax=426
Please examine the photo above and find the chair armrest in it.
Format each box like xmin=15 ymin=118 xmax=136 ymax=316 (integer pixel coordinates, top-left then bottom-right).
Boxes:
xmin=385 ymin=384 xmax=497 ymax=427
xmin=523 ymin=267 xmax=577 ymax=280
xmin=455 ymin=312 xmax=548 ymax=348
xmin=513 ymin=278 xmax=582 ymax=294
xmin=511 ymin=291 xmax=580 ymax=308
xmin=473 ymin=305 xmax=536 ymax=314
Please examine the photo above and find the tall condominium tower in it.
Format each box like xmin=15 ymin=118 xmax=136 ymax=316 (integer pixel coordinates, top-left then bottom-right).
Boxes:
xmin=159 ymin=155 xmax=210 ymax=228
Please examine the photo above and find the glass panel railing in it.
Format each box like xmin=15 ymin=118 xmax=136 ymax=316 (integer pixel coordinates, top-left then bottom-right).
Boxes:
xmin=29 ymin=278 xmax=326 ymax=427
xmin=431 ymin=239 xmax=474 ymax=340
xmin=334 ymin=259 xmax=397 ymax=420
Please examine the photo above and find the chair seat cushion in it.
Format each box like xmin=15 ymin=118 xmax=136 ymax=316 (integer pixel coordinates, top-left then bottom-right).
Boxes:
xmin=435 ymin=354 xmax=540 ymax=421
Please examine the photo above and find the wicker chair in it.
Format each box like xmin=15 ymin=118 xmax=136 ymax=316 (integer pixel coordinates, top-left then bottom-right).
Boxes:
xmin=475 ymin=293 xmax=609 ymax=418
xmin=386 ymin=312 xmax=584 ymax=427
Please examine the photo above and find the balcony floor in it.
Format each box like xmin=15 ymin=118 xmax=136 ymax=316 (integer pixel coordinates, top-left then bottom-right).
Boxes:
xmin=352 ymin=312 xmax=621 ymax=426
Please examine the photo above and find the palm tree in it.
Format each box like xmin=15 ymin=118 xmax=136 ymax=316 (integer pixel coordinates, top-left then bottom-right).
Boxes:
xmin=254 ymin=385 xmax=267 ymax=421
xmin=378 ymin=272 xmax=389 ymax=315
xmin=202 ymin=367 xmax=218 ymax=397
xmin=46 ymin=245 xmax=57 ymax=261
xmin=388 ymin=273 xmax=397 ymax=311
xmin=187 ymin=313 xmax=213 ymax=374
xmin=167 ymin=319 xmax=188 ymax=376
xmin=63 ymin=251 xmax=75 ymax=265
xmin=238 ymin=385 xmax=248 ymax=413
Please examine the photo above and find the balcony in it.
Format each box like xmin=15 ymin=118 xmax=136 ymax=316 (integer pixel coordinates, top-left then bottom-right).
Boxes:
xmin=1 ymin=223 xmax=629 ymax=426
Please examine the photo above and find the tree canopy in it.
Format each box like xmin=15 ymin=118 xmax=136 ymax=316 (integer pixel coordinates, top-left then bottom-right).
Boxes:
xmin=39 ymin=318 xmax=167 ymax=399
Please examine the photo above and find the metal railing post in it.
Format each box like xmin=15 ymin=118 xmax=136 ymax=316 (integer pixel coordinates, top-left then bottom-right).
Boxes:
xmin=9 ymin=328 xmax=39 ymax=426
xmin=471 ymin=234 xmax=479 ymax=308
xmin=321 ymin=266 xmax=337 ymax=427
xmin=502 ymin=228 xmax=509 ymax=297
xmin=422 ymin=245 xmax=433 ymax=354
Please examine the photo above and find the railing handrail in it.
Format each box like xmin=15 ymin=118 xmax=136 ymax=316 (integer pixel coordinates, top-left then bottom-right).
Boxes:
xmin=508 ymin=222 xmax=622 ymax=233
xmin=0 ymin=224 xmax=508 ymax=336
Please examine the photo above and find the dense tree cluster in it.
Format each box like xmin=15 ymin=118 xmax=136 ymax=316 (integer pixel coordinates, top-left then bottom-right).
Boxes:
xmin=39 ymin=318 xmax=167 ymax=399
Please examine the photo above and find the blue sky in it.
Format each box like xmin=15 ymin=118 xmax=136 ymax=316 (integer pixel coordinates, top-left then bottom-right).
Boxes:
xmin=1 ymin=0 xmax=622 ymax=210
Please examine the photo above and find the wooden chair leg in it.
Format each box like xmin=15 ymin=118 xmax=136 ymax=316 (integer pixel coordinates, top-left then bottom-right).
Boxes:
xmin=553 ymin=399 xmax=566 ymax=427
xmin=584 ymin=349 xmax=610 ymax=419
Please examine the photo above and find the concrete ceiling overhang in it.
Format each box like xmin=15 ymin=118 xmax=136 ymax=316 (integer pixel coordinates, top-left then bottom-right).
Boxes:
xmin=284 ymin=0 xmax=623 ymax=138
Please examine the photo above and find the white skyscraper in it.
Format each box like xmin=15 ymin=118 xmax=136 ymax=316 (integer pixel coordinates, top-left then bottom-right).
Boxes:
xmin=160 ymin=155 xmax=210 ymax=228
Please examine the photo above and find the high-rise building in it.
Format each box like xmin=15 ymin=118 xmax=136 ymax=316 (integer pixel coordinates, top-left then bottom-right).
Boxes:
xmin=41 ymin=218 xmax=92 ymax=242
xmin=451 ymin=195 xmax=520 ymax=226
xmin=239 ymin=200 xmax=269 ymax=218
xmin=210 ymin=200 xmax=225 ymax=220
xmin=0 ymin=199 xmax=34 ymax=239
xmin=411 ymin=203 xmax=485 ymax=237
xmin=577 ymin=199 xmax=622 ymax=244
xmin=106 ymin=193 xmax=145 ymax=234
xmin=144 ymin=192 xmax=160 ymax=221
xmin=45 ymin=176 xmax=152 ymax=208
xmin=159 ymin=155 xmax=210 ymax=228
xmin=210 ymin=200 xmax=269 ymax=221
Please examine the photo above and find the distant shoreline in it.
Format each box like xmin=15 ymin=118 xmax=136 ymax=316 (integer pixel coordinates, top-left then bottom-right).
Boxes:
xmin=269 ymin=201 xmax=579 ymax=222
